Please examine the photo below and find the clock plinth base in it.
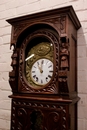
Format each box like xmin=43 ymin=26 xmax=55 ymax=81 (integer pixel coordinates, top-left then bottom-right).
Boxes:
xmin=9 ymin=94 xmax=79 ymax=130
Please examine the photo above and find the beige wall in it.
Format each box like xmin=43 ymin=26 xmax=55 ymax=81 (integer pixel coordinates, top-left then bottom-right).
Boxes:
xmin=0 ymin=0 xmax=87 ymax=129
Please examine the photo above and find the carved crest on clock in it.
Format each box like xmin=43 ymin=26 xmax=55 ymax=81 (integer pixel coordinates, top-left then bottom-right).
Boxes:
xmin=10 ymin=16 xmax=66 ymax=45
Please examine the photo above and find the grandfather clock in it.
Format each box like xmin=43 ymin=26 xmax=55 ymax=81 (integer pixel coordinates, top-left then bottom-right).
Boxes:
xmin=7 ymin=6 xmax=81 ymax=130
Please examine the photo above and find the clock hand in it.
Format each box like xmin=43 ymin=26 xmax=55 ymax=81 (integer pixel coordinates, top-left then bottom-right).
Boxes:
xmin=37 ymin=62 xmax=43 ymax=73
xmin=40 ymin=60 xmax=44 ymax=73
xmin=41 ymin=60 xmax=43 ymax=70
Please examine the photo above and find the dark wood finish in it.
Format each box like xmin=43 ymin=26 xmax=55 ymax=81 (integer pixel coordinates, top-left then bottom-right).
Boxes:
xmin=7 ymin=6 xmax=81 ymax=130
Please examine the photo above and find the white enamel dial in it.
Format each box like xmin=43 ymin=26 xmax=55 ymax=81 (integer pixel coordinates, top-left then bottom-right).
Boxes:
xmin=31 ymin=58 xmax=53 ymax=85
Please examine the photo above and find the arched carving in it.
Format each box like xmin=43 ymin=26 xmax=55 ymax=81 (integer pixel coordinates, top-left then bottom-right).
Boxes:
xmin=19 ymin=29 xmax=59 ymax=93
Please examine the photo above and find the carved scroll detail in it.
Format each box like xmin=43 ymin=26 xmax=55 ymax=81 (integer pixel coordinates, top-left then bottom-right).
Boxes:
xmin=45 ymin=16 xmax=66 ymax=34
xmin=47 ymin=112 xmax=60 ymax=130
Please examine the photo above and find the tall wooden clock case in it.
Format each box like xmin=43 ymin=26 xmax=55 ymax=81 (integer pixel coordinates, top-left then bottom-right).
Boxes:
xmin=7 ymin=6 xmax=81 ymax=130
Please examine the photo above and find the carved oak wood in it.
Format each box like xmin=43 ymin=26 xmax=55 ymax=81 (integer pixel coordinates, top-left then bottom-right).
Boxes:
xmin=7 ymin=6 xmax=81 ymax=130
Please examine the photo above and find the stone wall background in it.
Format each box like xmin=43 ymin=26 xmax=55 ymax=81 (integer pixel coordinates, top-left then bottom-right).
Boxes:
xmin=0 ymin=0 xmax=87 ymax=129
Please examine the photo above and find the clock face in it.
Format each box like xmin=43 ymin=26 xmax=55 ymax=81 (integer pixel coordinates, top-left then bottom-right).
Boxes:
xmin=31 ymin=58 xmax=53 ymax=85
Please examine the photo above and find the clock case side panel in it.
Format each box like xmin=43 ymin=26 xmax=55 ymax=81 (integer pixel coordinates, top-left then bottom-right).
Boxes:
xmin=17 ymin=25 xmax=60 ymax=94
xmin=65 ymin=15 xmax=78 ymax=98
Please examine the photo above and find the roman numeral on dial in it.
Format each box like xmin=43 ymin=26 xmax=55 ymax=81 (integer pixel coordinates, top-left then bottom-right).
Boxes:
xmin=48 ymin=65 xmax=52 ymax=68
xmin=32 ymin=71 xmax=35 ymax=73
xmin=48 ymin=75 xmax=52 ymax=78
xmin=49 ymin=70 xmax=53 ymax=73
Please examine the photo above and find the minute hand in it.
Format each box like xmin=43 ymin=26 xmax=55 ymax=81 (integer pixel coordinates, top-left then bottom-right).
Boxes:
xmin=37 ymin=63 xmax=43 ymax=73
xmin=41 ymin=60 xmax=43 ymax=70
